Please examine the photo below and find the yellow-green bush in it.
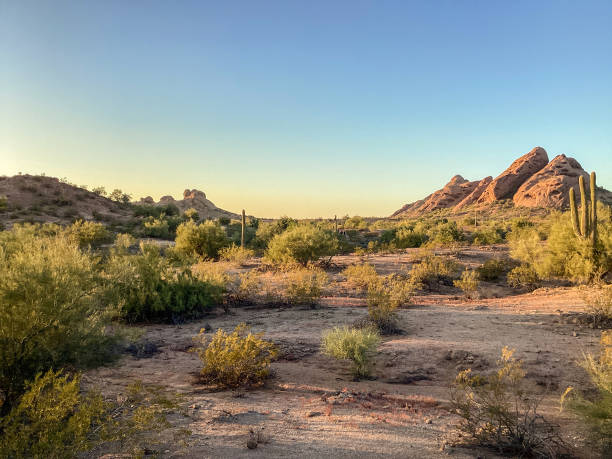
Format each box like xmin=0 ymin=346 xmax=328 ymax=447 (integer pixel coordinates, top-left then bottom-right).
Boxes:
xmin=194 ymin=324 xmax=277 ymax=388
xmin=582 ymin=286 xmax=612 ymax=326
xmin=343 ymin=263 xmax=378 ymax=291
xmin=366 ymin=276 xmax=413 ymax=333
xmin=0 ymin=225 xmax=117 ymax=411
xmin=454 ymin=270 xmax=479 ymax=298
xmin=265 ymin=225 xmax=338 ymax=266
xmin=219 ymin=244 xmax=255 ymax=265
xmin=322 ymin=326 xmax=380 ymax=378
xmin=284 ymin=268 xmax=328 ymax=306
xmin=66 ymin=219 xmax=112 ymax=248
xmin=409 ymin=254 xmax=460 ymax=289
xmin=175 ymin=220 xmax=229 ymax=259
xmin=451 ymin=347 xmax=564 ymax=457
xmin=562 ymin=331 xmax=612 ymax=453
xmin=476 ymin=257 xmax=508 ymax=281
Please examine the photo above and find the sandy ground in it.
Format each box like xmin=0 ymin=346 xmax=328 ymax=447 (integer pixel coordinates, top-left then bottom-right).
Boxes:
xmin=85 ymin=249 xmax=605 ymax=458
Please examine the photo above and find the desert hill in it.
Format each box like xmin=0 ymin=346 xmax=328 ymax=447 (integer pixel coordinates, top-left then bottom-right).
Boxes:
xmin=392 ymin=147 xmax=612 ymax=217
xmin=0 ymin=174 xmax=239 ymax=228
xmin=138 ymin=189 xmax=239 ymax=220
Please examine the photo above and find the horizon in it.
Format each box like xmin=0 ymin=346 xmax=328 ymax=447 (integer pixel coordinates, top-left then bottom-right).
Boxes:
xmin=2 ymin=1 xmax=612 ymax=218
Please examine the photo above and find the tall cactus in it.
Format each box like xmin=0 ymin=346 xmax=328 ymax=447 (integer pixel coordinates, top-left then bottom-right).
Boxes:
xmin=569 ymin=172 xmax=597 ymax=245
xmin=241 ymin=209 xmax=246 ymax=248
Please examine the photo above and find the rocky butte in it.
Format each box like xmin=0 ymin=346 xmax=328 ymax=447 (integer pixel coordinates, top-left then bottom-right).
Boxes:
xmin=391 ymin=147 xmax=612 ymax=217
xmin=139 ymin=188 xmax=239 ymax=220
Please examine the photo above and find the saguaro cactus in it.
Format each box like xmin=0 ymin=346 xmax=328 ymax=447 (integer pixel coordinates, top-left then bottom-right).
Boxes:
xmin=569 ymin=172 xmax=597 ymax=245
xmin=241 ymin=209 xmax=246 ymax=248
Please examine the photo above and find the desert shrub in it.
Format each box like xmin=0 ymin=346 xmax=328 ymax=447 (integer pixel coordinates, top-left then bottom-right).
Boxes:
xmin=232 ymin=270 xmax=261 ymax=304
xmin=454 ymin=270 xmax=479 ymax=298
xmin=265 ymin=225 xmax=338 ymax=266
xmin=476 ymin=257 xmax=508 ymax=281
xmin=0 ymin=370 xmax=182 ymax=458
xmin=507 ymin=265 xmax=540 ymax=290
xmin=321 ymin=326 xmax=380 ymax=378
xmin=562 ymin=331 xmax=612 ymax=453
xmin=191 ymin=261 xmax=231 ymax=292
xmin=0 ymin=196 xmax=7 ymax=211
xmin=344 ymin=215 xmax=368 ymax=230
xmin=108 ymin=189 xmax=131 ymax=204
xmin=65 ymin=219 xmax=113 ymax=248
xmin=91 ymin=186 xmax=107 ymax=197
xmin=284 ymin=268 xmax=328 ymax=306
xmin=141 ymin=216 xmax=171 ymax=239
xmin=219 ymin=244 xmax=255 ymax=265
xmin=343 ymin=263 xmax=378 ymax=291
xmin=183 ymin=207 xmax=199 ymax=221
xmin=366 ymin=276 xmax=413 ymax=333
xmin=253 ymin=216 xmax=297 ymax=249
xmin=426 ymin=221 xmax=464 ymax=247
xmin=582 ymin=286 xmax=612 ymax=327
xmin=175 ymin=220 xmax=229 ymax=259
xmin=410 ymin=254 xmax=460 ymax=289
xmin=0 ymin=226 xmax=117 ymax=411
xmin=133 ymin=203 xmax=180 ymax=218
xmin=106 ymin=243 xmax=222 ymax=323
xmin=471 ymin=226 xmax=505 ymax=245
xmin=194 ymin=324 xmax=277 ymax=388
xmin=451 ymin=347 xmax=566 ymax=457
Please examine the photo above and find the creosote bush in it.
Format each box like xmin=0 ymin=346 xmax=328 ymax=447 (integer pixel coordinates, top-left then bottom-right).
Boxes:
xmin=454 ymin=270 xmax=479 ymax=298
xmin=343 ymin=263 xmax=378 ymax=291
xmin=66 ymin=219 xmax=113 ymax=248
xmin=219 ymin=244 xmax=255 ymax=265
xmin=410 ymin=254 xmax=460 ymax=289
xmin=366 ymin=275 xmax=413 ymax=333
xmin=175 ymin=220 xmax=229 ymax=259
xmin=581 ymin=285 xmax=612 ymax=327
xmin=476 ymin=257 xmax=508 ymax=281
xmin=322 ymin=326 xmax=380 ymax=378
xmin=194 ymin=324 xmax=277 ymax=388
xmin=451 ymin=347 xmax=566 ymax=457
xmin=265 ymin=225 xmax=338 ymax=266
xmin=284 ymin=268 xmax=328 ymax=306
xmin=562 ymin=331 xmax=612 ymax=453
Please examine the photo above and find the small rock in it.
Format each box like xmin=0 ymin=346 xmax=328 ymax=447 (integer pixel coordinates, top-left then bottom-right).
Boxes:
xmin=246 ymin=438 xmax=258 ymax=449
xmin=306 ymin=411 xmax=322 ymax=418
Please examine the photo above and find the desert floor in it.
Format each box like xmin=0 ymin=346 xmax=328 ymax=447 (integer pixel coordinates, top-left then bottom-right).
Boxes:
xmin=86 ymin=247 xmax=603 ymax=458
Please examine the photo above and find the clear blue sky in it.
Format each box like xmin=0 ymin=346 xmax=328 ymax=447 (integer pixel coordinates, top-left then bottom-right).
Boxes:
xmin=1 ymin=0 xmax=611 ymax=218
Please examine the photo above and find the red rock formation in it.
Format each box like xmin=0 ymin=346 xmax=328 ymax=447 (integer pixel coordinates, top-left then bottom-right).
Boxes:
xmin=477 ymin=147 xmax=549 ymax=204
xmin=454 ymin=176 xmax=493 ymax=210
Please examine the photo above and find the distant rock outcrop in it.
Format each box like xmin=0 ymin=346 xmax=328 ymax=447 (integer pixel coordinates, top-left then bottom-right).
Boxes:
xmin=392 ymin=147 xmax=611 ymax=217
xmin=139 ymin=188 xmax=239 ymax=220
xmin=476 ymin=147 xmax=549 ymax=204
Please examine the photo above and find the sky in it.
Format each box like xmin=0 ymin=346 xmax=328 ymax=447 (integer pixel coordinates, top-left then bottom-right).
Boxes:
xmin=1 ymin=0 xmax=611 ymax=218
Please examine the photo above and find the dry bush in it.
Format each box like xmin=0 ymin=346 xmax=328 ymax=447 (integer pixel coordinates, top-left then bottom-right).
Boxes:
xmin=193 ymin=324 xmax=277 ymax=388
xmin=321 ymin=326 xmax=380 ymax=378
xmin=562 ymin=331 xmax=612 ymax=454
xmin=409 ymin=254 xmax=460 ymax=289
xmin=476 ymin=257 xmax=509 ymax=281
xmin=219 ymin=244 xmax=255 ymax=266
xmin=581 ymin=286 xmax=612 ymax=327
xmin=454 ymin=270 xmax=479 ymax=299
xmin=451 ymin=347 xmax=566 ymax=457
xmin=343 ymin=263 xmax=378 ymax=291
xmin=366 ymin=275 xmax=413 ymax=333
xmin=284 ymin=268 xmax=328 ymax=306
xmin=507 ymin=265 xmax=540 ymax=291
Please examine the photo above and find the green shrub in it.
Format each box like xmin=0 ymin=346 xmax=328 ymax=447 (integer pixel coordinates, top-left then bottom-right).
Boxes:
xmin=0 ymin=225 xmax=117 ymax=411
xmin=471 ymin=226 xmax=505 ymax=245
xmin=194 ymin=324 xmax=277 ymax=388
xmin=106 ymin=243 xmax=222 ymax=323
xmin=0 ymin=196 xmax=7 ymax=211
xmin=265 ymin=225 xmax=338 ymax=266
xmin=451 ymin=347 xmax=565 ymax=457
xmin=142 ymin=216 xmax=171 ymax=239
xmin=454 ymin=270 xmax=479 ymax=298
xmin=476 ymin=257 xmax=508 ymax=281
xmin=426 ymin=221 xmax=464 ymax=247
xmin=253 ymin=216 xmax=297 ymax=249
xmin=284 ymin=268 xmax=328 ymax=306
xmin=343 ymin=263 xmax=378 ymax=291
xmin=366 ymin=276 xmax=413 ymax=333
xmin=321 ymin=326 xmax=380 ymax=378
xmin=410 ymin=254 xmax=460 ymax=289
xmin=183 ymin=207 xmax=199 ymax=221
xmin=393 ymin=226 xmax=427 ymax=248
xmin=219 ymin=244 xmax=255 ymax=265
xmin=175 ymin=220 xmax=229 ymax=259
xmin=507 ymin=265 xmax=540 ymax=290
xmin=562 ymin=331 xmax=612 ymax=453
xmin=66 ymin=219 xmax=112 ymax=248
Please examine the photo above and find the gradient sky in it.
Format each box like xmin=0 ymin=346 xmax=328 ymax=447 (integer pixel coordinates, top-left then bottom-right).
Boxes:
xmin=1 ymin=0 xmax=611 ymax=218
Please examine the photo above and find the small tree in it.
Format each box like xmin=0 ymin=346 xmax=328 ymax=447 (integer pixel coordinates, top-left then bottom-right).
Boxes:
xmin=265 ymin=225 xmax=338 ymax=266
xmin=175 ymin=220 xmax=229 ymax=259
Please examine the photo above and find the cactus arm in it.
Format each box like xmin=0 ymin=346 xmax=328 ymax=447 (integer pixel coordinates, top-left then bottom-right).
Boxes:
xmin=569 ymin=187 xmax=581 ymax=237
xmin=590 ymin=171 xmax=597 ymax=246
xmin=241 ymin=209 xmax=246 ymax=248
xmin=579 ymin=175 xmax=589 ymax=237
